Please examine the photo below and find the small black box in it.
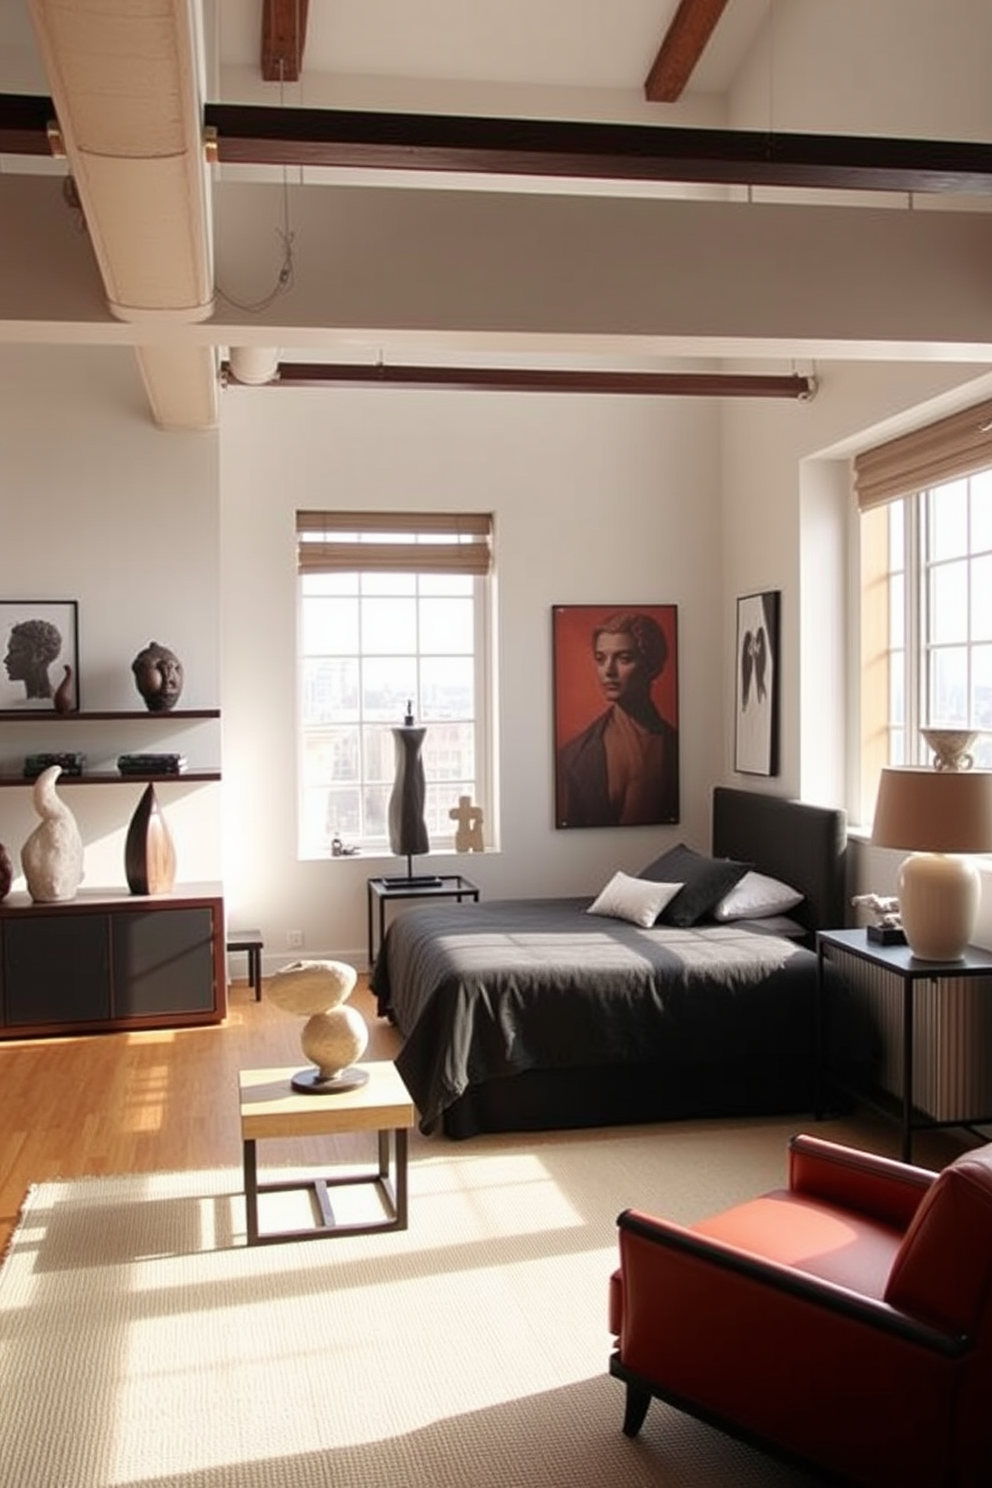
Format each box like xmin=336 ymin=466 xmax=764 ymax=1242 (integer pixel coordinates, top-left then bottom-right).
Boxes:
xmin=867 ymin=924 xmax=906 ymax=946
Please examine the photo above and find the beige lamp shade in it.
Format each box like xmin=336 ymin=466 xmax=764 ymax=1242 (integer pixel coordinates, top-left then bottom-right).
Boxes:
xmin=871 ymin=767 xmax=992 ymax=959
xmin=872 ymin=768 xmax=992 ymax=853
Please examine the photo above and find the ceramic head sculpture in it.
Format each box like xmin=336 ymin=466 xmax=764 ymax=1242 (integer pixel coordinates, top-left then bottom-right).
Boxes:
xmin=132 ymin=641 xmax=184 ymax=712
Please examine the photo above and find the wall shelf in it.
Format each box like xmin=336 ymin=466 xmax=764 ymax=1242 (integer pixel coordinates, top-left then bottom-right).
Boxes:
xmin=1 ymin=709 xmax=220 ymax=721
xmin=0 ymin=771 xmax=221 ymax=787
xmin=0 ymin=709 xmax=222 ymax=784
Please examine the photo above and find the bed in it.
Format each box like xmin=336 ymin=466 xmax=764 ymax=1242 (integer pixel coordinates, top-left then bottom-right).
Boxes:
xmin=370 ymin=787 xmax=878 ymax=1138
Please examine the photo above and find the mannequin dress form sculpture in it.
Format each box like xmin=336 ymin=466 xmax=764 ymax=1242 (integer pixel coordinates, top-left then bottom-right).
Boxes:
xmin=385 ymin=702 xmax=439 ymax=886
xmin=21 ymin=765 xmax=84 ymax=903
xmin=267 ymin=959 xmax=369 ymax=1093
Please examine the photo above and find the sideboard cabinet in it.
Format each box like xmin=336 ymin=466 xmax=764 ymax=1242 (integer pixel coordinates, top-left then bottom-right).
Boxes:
xmin=0 ymin=883 xmax=227 ymax=1038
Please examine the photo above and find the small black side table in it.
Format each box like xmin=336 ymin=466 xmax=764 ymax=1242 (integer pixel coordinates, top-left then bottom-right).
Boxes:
xmin=367 ymin=873 xmax=480 ymax=966
xmin=227 ymin=928 xmax=264 ymax=1001
xmin=816 ymin=927 xmax=992 ymax=1161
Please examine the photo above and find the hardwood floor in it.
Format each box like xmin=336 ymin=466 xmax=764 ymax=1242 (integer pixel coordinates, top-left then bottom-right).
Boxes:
xmin=0 ymin=977 xmax=400 ymax=1255
xmin=3 ymin=975 xmax=974 ymax=1261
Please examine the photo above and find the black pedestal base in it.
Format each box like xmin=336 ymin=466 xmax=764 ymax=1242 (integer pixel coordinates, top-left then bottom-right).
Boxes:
xmin=291 ymin=1066 xmax=370 ymax=1095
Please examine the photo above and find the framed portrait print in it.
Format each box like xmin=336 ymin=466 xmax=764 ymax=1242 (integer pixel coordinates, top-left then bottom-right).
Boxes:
xmin=553 ymin=603 xmax=679 ymax=829
xmin=0 ymin=600 xmax=79 ymax=713
xmin=734 ymin=590 xmax=780 ymax=776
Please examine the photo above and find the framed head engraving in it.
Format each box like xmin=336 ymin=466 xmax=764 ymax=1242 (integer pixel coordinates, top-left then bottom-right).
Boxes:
xmin=0 ymin=601 xmax=79 ymax=713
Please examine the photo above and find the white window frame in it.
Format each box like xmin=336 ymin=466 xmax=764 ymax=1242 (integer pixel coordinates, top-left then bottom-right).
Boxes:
xmin=857 ymin=418 xmax=992 ymax=825
xmin=296 ymin=511 xmax=495 ymax=861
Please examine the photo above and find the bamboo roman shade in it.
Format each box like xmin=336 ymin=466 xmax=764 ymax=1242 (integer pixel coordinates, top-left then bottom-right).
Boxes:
xmin=854 ymin=398 xmax=992 ymax=510
xmin=297 ymin=510 xmax=493 ymax=575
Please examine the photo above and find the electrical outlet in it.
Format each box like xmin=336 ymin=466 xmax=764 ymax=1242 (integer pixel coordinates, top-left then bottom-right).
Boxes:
xmin=286 ymin=929 xmax=304 ymax=950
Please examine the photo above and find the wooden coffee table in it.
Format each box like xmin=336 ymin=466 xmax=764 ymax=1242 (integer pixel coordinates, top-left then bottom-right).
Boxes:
xmin=238 ymin=1061 xmax=415 ymax=1245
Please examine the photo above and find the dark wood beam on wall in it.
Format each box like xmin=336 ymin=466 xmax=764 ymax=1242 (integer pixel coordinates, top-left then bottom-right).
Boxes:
xmin=6 ymin=94 xmax=992 ymax=195
xmin=0 ymin=92 xmax=57 ymax=155
xmin=225 ymin=363 xmax=816 ymax=399
xmin=202 ymin=103 xmax=992 ymax=194
xmin=645 ymin=0 xmax=731 ymax=102
xmin=261 ymin=0 xmax=309 ymax=83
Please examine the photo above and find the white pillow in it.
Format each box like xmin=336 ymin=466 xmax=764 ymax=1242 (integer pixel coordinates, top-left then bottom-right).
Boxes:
xmin=587 ymin=871 xmax=683 ymax=928
xmin=711 ymin=870 xmax=804 ymax=923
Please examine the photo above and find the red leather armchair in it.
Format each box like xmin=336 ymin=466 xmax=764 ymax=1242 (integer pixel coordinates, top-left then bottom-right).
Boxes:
xmin=609 ymin=1134 xmax=992 ymax=1488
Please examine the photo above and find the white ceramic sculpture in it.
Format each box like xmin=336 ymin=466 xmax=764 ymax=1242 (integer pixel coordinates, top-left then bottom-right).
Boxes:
xmin=921 ymin=728 xmax=979 ymax=772
xmin=21 ymin=764 xmax=84 ymax=902
xmin=267 ymin=959 xmax=369 ymax=1092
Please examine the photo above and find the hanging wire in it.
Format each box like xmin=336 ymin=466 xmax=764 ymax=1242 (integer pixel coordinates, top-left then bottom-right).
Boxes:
xmin=214 ymin=26 xmax=298 ymax=316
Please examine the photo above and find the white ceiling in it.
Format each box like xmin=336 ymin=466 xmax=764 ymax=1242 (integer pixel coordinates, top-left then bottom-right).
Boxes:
xmin=206 ymin=1 xmax=770 ymax=103
xmin=2 ymin=1 xmax=992 ymax=428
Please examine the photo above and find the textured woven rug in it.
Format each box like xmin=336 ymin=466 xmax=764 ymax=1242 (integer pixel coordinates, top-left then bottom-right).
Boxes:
xmin=0 ymin=1116 xmax=840 ymax=1488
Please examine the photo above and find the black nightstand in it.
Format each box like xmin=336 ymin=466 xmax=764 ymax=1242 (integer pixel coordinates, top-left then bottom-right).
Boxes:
xmin=816 ymin=927 xmax=992 ymax=1161
xmin=366 ymin=873 xmax=480 ymax=966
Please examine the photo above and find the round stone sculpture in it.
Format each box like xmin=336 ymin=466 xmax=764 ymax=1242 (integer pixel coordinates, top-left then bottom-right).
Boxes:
xmin=267 ymin=959 xmax=369 ymax=1093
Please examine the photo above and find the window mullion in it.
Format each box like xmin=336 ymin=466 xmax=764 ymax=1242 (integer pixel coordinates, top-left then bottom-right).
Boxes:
xmin=907 ymin=491 xmax=926 ymax=760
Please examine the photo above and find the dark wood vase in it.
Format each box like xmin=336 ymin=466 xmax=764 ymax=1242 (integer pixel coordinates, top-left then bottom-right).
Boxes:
xmin=53 ymin=664 xmax=75 ymax=714
xmin=125 ymin=784 xmax=177 ymax=895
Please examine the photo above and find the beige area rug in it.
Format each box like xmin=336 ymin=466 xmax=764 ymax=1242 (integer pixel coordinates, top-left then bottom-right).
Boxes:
xmin=0 ymin=1114 xmax=863 ymax=1488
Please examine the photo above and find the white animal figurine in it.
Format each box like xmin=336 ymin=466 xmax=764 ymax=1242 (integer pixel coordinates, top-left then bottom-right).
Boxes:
xmin=21 ymin=764 xmax=84 ymax=902
xmin=851 ymin=892 xmax=901 ymax=929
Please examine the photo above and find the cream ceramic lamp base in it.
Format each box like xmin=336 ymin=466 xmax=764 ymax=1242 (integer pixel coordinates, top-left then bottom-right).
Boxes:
xmin=898 ymin=852 xmax=980 ymax=961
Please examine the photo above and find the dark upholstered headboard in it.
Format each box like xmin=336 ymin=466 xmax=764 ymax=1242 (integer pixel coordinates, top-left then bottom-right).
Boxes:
xmin=711 ymin=787 xmax=847 ymax=939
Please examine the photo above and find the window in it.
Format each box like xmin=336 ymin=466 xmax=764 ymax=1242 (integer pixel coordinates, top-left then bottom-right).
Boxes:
xmin=856 ymin=401 xmax=992 ymax=823
xmin=296 ymin=511 xmax=494 ymax=859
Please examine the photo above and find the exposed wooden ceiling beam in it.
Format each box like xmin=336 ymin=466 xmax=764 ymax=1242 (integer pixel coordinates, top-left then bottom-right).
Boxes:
xmin=645 ymin=0 xmax=731 ymax=103
xmin=225 ymin=363 xmax=816 ymax=400
xmin=202 ymin=103 xmax=992 ymax=194
xmin=261 ymin=0 xmax=309 ymax=84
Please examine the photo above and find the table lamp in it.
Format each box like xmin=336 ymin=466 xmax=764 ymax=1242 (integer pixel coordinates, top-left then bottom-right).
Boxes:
xmin=871 ymin=765 xmax=992 ymax=959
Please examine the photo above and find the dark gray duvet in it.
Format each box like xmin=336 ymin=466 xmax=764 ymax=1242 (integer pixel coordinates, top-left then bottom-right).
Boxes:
xmin=370 ymin=898 xmax=870 ymax=1135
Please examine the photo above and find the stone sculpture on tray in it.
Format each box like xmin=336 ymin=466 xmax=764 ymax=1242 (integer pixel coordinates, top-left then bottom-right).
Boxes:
xmin=266 ymin=959 xmax=369 ymax=1093
xmin=20 ymin=764 xmax=84 ymax=902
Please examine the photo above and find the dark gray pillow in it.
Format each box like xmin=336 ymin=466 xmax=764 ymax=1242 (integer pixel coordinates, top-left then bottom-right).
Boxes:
xmin=638 ymin=843 xmax=750 ymax=927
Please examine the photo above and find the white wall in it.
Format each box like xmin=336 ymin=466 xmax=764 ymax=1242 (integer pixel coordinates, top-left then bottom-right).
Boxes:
xmin=732 ymin=0 xmax=992 ymax=141
xmin=4 ymin=344 xmax=992 ymax=966
xmin=721 ymin=360 xmax=992 ymax=952
xmin=0 ymin=345 xmax=222 ymax=890
xmin=219 ymin=384 xmax=724 ymax=965
xmin=719 ymin=360 xmax=992 ymax=798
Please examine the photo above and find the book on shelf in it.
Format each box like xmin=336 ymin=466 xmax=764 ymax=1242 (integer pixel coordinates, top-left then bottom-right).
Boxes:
xmin=116 ymin=753 xmax=188 ymax=775
xmin=23 ymin=753 xmax=86 ymax=779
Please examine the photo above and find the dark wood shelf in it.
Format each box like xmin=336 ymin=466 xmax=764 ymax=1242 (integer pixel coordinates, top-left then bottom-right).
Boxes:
xmin=1 ymin=709 xmax=222 ymax=785
xmin=0 ymin=771 xmax=221 ymax=787
xmin=0 ymin=709 xmax=220 ymax=721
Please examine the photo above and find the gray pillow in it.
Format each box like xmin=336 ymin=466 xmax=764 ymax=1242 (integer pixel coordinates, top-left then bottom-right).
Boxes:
xmin=638 ymin=843 xmax=750 ymax=927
